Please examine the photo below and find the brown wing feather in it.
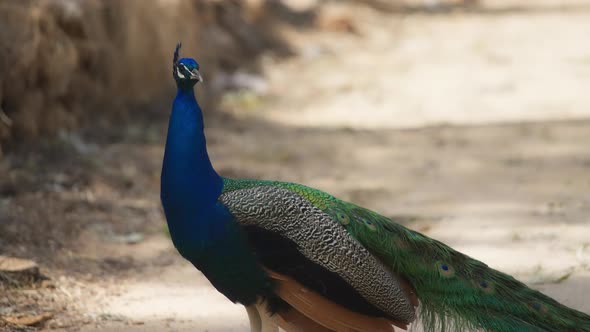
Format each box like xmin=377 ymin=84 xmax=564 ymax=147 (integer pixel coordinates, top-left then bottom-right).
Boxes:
xmin=274 ymin=308 xmax=334 ymax=332
xmin=267 ymin=269 xmax=416 ymax=332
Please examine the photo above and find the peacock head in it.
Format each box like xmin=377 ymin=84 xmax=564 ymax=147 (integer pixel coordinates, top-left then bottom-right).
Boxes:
xmin=172 ymin=43 xmax=203 ymax=88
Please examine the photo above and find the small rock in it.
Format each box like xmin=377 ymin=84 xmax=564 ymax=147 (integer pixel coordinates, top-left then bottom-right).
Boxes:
xmin=107 ymin=232 xmax=144 ymax=244
xmin=41 ymin=280 xmax=56 ymax=289
xmin=0 ymin=256 xmax=38 ymax=273
xmin=0 ymin=255 xmax=44 ymax=284
xmin=2 ymin=312 xmax=53 ymax=326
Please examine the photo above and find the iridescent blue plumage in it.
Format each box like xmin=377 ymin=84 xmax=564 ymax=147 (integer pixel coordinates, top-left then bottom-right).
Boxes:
xmin=161 ymin=44 xmax=224 ymax=248
xmin=160 ymin=44 xmax=273 ymax=306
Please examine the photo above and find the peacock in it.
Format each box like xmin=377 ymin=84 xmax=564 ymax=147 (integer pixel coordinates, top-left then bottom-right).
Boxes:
xmin=160 ymin=44 xmax=590 ymax=332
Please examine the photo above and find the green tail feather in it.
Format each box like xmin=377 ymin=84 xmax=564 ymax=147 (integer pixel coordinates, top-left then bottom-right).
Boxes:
xmin=338 ymin=205 xmax=590 ymax=332
xmin=222 ymin=179 xmax=590 ymax=331
xmin=257 ymin=180 xmax=590 ymax=332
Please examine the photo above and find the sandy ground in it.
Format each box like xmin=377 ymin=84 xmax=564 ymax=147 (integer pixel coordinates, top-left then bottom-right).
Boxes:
xmin=3 ymin=1 xmax=590 ymax=331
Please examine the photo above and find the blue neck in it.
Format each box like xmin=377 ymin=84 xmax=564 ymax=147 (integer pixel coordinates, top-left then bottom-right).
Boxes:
xmin=161 ymin=86 xmax=224 ymax=247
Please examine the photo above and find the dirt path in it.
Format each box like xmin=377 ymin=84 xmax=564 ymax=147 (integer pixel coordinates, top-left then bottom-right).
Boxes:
xmin=75 ymin=121 xmax=590 ymax=332
xmin=3 ymin=1 xmax=590 ymax=331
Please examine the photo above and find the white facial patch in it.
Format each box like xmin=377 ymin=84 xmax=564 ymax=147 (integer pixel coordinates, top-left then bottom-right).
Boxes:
xmin=176 ymin=67 xmax=185 ymax=79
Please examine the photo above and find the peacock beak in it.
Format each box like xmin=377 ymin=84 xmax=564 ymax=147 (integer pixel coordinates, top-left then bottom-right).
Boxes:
xmin=190 ymin=69 xmax=203 ymax=83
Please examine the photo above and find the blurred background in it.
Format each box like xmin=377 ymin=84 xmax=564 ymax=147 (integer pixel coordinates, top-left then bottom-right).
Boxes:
xmin=1 ymin=0 xmax=589 ymax=331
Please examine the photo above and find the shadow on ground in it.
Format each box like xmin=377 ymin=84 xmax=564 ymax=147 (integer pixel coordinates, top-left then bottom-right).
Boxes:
xmin=2 ymin=112 xmax=589 ymax=330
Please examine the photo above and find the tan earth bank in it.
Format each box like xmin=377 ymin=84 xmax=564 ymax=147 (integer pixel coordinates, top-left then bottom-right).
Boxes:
xmin=0 ymin=0 xmax=286 ymax=154
xmin=2 ymin=1 xmax=590 ymax=331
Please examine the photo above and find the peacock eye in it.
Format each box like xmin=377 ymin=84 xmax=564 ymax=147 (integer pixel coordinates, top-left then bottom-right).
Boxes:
xmin=176 ymin=67 xmax=185 ymax=79
xmin=437 ymin=261 xmax=455 ymax=278
xmin=364 ymin=219 xmax=377 ymax=231
xmin=530 ymin=302 xmax=548 ymax=314
xmin=337 ymin=213 xmax=350 ymax=225
xmin=472 ymin=279 xmax=494 ymax=294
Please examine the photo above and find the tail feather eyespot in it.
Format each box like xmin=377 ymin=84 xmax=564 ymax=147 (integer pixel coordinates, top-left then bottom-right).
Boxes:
xmin=336 ymin=212 xmax=350 ymax=225
xmin=472 ymin=279 xmax=495 ymax=294
xmin=530 ymin=302 xmax=549 ymax=314
xmin=364 ymin=219 xmax=377 ymax=231
xmin=436 ymin=261 xmax=456 ymax=278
